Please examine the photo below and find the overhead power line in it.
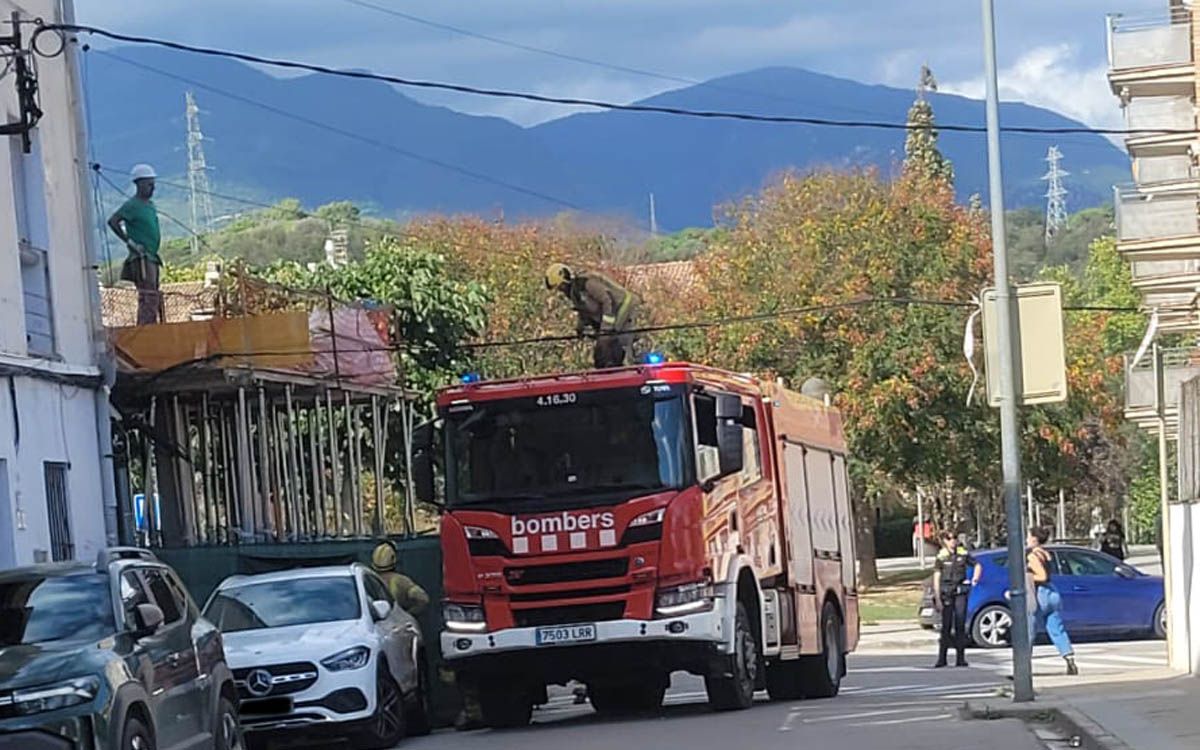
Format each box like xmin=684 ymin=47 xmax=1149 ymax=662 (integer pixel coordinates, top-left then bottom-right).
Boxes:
xmin=34 ymin=23 xmax=1191 ymax=137
xmin=92 ymin=50 xmax=580 ymax=210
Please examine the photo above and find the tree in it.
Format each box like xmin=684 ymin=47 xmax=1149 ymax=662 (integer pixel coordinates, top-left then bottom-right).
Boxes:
xmin=904 ymin=66 xmax=954 ymax=185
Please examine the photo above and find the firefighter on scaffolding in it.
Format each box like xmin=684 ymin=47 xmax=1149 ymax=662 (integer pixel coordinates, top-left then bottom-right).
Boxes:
xmin=545 ymin=263 xmax=641 ymax=368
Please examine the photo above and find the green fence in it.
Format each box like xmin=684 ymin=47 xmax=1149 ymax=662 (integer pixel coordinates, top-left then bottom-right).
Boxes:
xmin=155 ymin=535 xmax=461 ymax=727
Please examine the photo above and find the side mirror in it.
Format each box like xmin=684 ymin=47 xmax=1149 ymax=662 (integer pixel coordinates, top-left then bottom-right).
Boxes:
xmin=411 ymin=421 xmax=437 ymax=505
xmin=715 ymin=394 xmax=744 ymax=477
xmin=133 ymin=603 xmax=165 ymax=636
xmin=370 ymin=599 xmax=393 ymax=621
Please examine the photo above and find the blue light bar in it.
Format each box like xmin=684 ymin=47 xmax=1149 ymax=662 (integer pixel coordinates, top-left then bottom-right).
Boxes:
xmin=643 ymin=352 xmax=666 ymax=365
xmin=460 ymin=372 xmax=482 ymax=384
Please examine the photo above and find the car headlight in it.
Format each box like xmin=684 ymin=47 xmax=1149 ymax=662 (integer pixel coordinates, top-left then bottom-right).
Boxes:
xmin=11 ymin=676 xmax=101 ymax=715
xmin=443 ymin=602 xmax=487 ymax=633
xmin=655 ymin=581 xmax=716 ymax=617
xmin=463 ymin=525 xmax=499 ymax=540
xmin=321 ymin=646 xmax=371 ymax=672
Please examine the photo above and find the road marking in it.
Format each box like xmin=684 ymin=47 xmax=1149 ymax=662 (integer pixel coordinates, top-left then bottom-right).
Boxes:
xmin=848 ymin=712 xmax=953 ymax=727
xmin=802 ymin=707 xmax=940 ymax=723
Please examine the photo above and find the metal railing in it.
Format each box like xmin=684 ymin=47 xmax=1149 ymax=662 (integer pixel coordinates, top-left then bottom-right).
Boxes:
xmin=1115 ymin=183 xmax=1200 ymax=242
xmin=1108 ymin=9 xmax=1193 ymax=72
xmin=1125 ymin=95 xmax=1195 ymax=132
xmin=1125 ymin=346 xmax=1200 ymax=412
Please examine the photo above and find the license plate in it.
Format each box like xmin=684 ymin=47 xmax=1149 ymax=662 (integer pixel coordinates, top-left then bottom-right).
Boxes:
xmin=241 ymin=697 xmax=291 ymax=716
xmin=920 ymin=608 xmax=934 ymax=617
xmin=535 ymin=623 xmax=597 ymax=645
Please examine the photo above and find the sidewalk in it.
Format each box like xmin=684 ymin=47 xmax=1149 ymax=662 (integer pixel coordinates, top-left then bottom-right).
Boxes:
xmin=972 ymin=664 xmax=1198 ymax=749
xmin=858 ymin=619 xmax=939 ymax=650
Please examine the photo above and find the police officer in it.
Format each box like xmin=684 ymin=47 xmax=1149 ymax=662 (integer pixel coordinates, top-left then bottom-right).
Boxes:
xmin=932 ymin=529 xmax=980 ymax=668
xmin=370 ymin=541 xmax=430 ymax=615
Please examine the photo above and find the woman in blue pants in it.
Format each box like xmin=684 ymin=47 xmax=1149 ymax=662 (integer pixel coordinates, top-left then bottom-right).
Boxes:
xmin=1027 ymin=526 xmax=1078 ymax=676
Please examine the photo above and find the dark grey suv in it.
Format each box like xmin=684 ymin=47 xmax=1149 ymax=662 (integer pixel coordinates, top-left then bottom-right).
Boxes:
xmin=0 ymin=548 xmax=240 ymax=750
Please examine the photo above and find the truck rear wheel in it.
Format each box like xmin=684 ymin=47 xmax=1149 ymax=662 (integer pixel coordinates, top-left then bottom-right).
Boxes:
xmin=588 ymin=675 xmax=667 ymax=716
xmin=478 ymin=683 xmax=533 ymax=729
xmin=799 ymin=601 xmax=844 ymax=699
xmin=705 ymin=602 xmax=759 ymax=711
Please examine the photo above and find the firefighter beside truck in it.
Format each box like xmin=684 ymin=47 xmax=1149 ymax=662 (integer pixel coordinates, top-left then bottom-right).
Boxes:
xmin=413 ymin=361 xmax=859 ymax=727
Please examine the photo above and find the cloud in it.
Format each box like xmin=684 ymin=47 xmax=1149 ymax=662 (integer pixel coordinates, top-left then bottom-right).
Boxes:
xmin=941 ymin=44 xmax=1121 ymax=130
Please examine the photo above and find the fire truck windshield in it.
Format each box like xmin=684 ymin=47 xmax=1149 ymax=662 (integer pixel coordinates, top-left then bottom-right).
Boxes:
xmin=444 ymin=385 xmax=689 ymax=509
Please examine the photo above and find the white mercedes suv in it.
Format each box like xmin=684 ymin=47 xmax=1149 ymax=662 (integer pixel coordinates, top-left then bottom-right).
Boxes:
xmin=203 ymin=564 xmax=429 ymax=749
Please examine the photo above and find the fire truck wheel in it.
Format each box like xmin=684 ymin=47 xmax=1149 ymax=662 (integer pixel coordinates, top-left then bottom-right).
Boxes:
xmin=588 ymin=676 xmax=667 ymax=715
xmin=705 ymin=602 xmax=759 ymax=711
xmin=478 ymin=683 xmax=533 ymax=729
xmin=800 ymin=602 xmax=844 ymax=699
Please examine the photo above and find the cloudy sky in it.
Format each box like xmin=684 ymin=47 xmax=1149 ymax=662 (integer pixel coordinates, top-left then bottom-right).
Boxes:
xmin=78 ymin=0 xmax=1162 ymax=128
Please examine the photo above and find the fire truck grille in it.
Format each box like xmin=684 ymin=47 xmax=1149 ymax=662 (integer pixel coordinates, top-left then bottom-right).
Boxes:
xmin=504 ymin=558 xmax=629 ymax=586
xmin=513 ymin=602 xmax=626 ymax=627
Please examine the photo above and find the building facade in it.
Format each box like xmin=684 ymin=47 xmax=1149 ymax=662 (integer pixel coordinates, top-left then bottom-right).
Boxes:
xmin=1109 ymin=0 xmax=1200 ymax=674
xmin=0 ymin=0 xmax=116 ymax=568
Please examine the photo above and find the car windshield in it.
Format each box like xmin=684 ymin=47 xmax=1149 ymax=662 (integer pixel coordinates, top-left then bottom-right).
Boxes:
xmin=444 ymin=385 xmax=689 ymax=508
xmin=0 ymin=574 xmax=115 ymax=646
xmin=203 ymin=576 xmax=360 ymax=632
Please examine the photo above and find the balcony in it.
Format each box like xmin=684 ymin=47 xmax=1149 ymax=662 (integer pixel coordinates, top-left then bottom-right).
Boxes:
xmin=1109 ymin=9 xmax=1192 ymax=71
xmin=1132 ymin=258 xmax=1200 ymax=283
xmin=1108 ymin=9 xmax=1195 ymax=96
xmin=1125 ymin=95 xmax=1197 ymax=152
xmin=1115 ymin=183 xmax=1200 ymax=244
xmin=1125 ymin=346 xmax=1200 ymax=431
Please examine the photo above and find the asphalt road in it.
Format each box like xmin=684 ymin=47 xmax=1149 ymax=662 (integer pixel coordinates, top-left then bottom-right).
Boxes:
xmin=404 ymin=653 xmax=1044 ymax=750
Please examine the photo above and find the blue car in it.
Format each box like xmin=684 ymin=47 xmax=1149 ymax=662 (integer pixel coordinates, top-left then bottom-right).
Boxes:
xmin=918 ymin=545 xmax=1165 ymax=648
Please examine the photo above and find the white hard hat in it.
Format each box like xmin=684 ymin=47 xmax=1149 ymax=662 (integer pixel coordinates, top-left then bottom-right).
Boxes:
xmin=130 ymin=163 xmax=157 ymax=182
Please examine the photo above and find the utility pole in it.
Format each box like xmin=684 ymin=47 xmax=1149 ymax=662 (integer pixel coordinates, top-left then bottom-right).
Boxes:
xmin=981 ymin=0 xmax=1034 ymax=702
xmin=649 ymin=192 xmax=658 ymax=237
xmin=1042 ymin=146 xmax=1068 ymax=243
xmin=186 ymin=91 xmax=215 ymax=253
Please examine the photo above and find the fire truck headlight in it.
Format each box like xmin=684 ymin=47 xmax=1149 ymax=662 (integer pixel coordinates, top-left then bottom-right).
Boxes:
xmin=463 ymin=525 xmax=499 ymax=539
xmin=655 ymin=582 xmax=716 ymax=617
xmin=443 ymin=603 xmax=487 ymax=633
xmin=629 ymin=508 xmax=666 ymax=528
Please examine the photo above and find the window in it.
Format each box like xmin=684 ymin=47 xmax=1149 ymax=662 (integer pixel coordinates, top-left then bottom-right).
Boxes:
xmin=202 ymin=576 xmax=362 ymax=633
xmin=12 ymin=134 xmax=55 ymax=357
xmin=43 ymin=462 xmax=71 ymax=562
xmin=120 ymin=571 xmax=151 ymax=626
xmin=1058 ymin=550 xmax=1119 ymax=577
xmin=363 ymin=573 xmax=392 ymax=605
xmin=740 ymin=406 xmax=762 ymax=486
xmin=142 ymin=568 xmax=184 ymax=625
xmin=0 ymin=574 xmax=114 ymax=645
xmin=693 ymin=393 xmax=718 ymax=448
xmin=165 ymin=571 xmax=196 ymax=618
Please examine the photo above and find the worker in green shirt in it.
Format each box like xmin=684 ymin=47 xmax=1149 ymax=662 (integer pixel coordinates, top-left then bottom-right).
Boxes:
xmin=108 ymin=164 xmax=162 ymax=324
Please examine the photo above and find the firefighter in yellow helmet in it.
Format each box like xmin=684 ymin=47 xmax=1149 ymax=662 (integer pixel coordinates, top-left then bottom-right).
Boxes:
xmin=545 ymin=263 xmax=642 ymax=368
xmin=370 ymin=541 xmax=429 ymax=615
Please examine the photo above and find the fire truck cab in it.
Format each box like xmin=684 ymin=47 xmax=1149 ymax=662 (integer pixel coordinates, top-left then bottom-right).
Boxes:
xmin=414 ymin=362 xmax=859 ymax=727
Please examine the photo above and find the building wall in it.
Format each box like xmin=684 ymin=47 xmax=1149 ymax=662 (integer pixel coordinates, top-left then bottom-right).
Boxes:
xmin=0 ymin=0 xmax=110 ymax=567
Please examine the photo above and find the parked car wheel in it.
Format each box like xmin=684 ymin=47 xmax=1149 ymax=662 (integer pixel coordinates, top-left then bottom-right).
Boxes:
xmin=705 ymin=603 xmax=759 ymax=711
xmin=214 ymin=695 xmax=243 ymax=750
xmin=1154 ymin=602 xmax=1168 ymax=639
xmin=971 ymin=604 xmax=1012 ymax=648
xmin=358 ymin=668 xmax=406 ymax=749
xmin=122 ymin=716 xmax=155 ymax=750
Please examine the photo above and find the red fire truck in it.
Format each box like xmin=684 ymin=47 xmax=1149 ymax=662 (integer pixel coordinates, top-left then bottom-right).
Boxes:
xmin=413 ymin=361 xmax=859 ymax=728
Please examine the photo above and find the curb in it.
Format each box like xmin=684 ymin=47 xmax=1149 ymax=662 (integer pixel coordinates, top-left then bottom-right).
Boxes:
xmin=963 ymin=700 xmax=1133 ymax=750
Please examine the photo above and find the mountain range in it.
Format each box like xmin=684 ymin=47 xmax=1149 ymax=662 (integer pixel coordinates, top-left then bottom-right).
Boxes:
xmin=85 ymin=47 xmax=1130 ymax=232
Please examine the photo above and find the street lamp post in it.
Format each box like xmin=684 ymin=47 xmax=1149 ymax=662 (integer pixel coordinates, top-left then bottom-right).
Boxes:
xmin=980 ymin=0 xmax=1034 ymax=702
